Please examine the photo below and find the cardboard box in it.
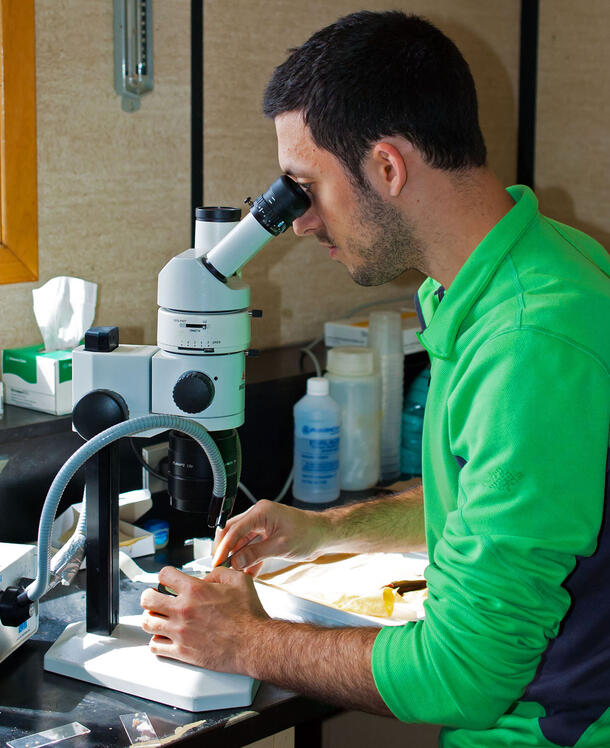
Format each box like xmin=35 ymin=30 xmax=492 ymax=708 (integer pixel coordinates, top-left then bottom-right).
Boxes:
xmin=51 ymin=489 xmax=154 ymax=566
xmin=2 ymin=344 xmax=73 ymax=415
xmin=324 ymin=311 xmax=424 ymax=355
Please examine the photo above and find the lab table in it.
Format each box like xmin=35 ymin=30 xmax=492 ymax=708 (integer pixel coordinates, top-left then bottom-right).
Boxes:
xmin=0 ymin=472 xmax=413 ymax=747
xmin=0 ymin=479 xmax=407 ymax=746
xmin=0 ymin=547 xmax=339 ymax=747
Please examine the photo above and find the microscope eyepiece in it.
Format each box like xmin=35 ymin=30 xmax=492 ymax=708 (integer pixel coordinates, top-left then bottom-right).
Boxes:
xmin=200 ymin=175 xmax=311 ymax=281
xmin=250 ymin=175 xmax=311 ymax=236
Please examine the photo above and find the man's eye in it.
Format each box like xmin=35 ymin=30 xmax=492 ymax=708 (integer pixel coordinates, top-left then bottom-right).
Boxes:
xmin=299 ymin=183 xmax=313 ymax=194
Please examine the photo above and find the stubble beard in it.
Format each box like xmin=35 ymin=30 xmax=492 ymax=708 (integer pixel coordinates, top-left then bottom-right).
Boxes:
xmin=346 ymin=185 xmax=425 ymax=287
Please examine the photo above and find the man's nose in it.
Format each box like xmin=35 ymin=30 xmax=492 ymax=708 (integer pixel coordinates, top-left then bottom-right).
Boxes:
xmin=292 ymin=207 xmax=323 ymax=237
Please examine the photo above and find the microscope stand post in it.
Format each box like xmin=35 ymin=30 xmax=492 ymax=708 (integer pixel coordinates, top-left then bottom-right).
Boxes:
xmin=85 ymin=440 xmax=120 ymax=635
xmin=71 ymin=389 xmax=128 ymax=634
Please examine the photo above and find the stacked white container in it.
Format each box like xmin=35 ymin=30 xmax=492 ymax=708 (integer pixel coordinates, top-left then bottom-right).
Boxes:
xmin=293 ymin=377 xmax=341 ymax=503
xmin=325 ymin=346 xmax=381 ymax=491
xmin=368 ymin=311 xmax=404 ymax=481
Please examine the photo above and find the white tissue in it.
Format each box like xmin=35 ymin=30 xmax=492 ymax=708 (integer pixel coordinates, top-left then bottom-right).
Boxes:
xmin=32 ymin=276 xmax=97 ymax=352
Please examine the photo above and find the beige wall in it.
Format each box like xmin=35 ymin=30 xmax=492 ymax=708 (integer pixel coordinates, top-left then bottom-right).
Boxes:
xmin=3 ymin=1 xmax=605 ymax=356
xmin=204 ymin=0 xmax=520 ymax=349
xmin=0 ymin=0 xmax=191 ymax=351
xmin=0 ymin=1 xmax=519 ymax=354
xmin=536 ymin=0 xmax=609 ymax=248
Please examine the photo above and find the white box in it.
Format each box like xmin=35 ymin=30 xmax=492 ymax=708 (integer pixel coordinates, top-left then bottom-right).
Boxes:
xmin=0 ymin=543 xmax=39 ymax=663
xmin=72 ymin=344 xmax=158 ymax=419
xmin=52 ymin=489 xmax=154 ymax=566
xmin=324 ymin=311 xmax=424 ymax=355
xmin=2 ymin=344 xmax=73 ymax=415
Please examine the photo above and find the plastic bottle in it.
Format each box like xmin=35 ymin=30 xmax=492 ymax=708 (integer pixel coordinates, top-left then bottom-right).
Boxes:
xmin=293 ymin=377 xmax=341 ymax=503
xmin=325 ymin=346 xmax=381 ymax=491
xmin=368 ymin=311 xmax=404 ymax=482
xmin=401 ymin=367 xmax=430 ymax=478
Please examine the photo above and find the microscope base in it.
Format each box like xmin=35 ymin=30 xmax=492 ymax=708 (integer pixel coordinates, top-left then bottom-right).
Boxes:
xmin=44 ymin=615 xmax=260 ymax=712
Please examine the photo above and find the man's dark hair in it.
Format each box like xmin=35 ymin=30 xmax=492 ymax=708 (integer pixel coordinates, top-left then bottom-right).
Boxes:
xmin=263 ymin=11 xmax=487 ymax=187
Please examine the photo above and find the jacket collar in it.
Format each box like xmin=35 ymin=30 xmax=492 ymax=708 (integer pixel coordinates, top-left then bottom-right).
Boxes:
xmin=416 ymin=185 xmax=539 ymax=359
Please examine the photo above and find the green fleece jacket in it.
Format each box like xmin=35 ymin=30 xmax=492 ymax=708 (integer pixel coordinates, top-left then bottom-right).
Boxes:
xmin=372 ymin=186 xmax=610 ymax=748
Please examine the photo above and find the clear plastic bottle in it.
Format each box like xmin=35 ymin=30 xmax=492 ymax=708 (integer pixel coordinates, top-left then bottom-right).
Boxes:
xmin=368 ymin=311 xmax=404 ymax=481
xmin=293 ymin=377 xmax=341 ymax=503
xmin=325 ymin=346 xmax=381 ymax=491
xmin=401 ymin=367 xmax=430 ymax=478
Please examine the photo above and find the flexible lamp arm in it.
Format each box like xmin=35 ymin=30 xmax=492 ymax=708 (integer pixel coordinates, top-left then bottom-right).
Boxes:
xmin=20 ymin=414 xmax=226 ymax=605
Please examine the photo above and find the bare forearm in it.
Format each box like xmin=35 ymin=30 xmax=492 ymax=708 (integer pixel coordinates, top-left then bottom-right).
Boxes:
xmin=243 ymin=619 xmax=391 ymax=715
xmin=142 ymin=567 xmax=392 ymax=715
xmin=317 ymin=482 xmax=425 ymax=555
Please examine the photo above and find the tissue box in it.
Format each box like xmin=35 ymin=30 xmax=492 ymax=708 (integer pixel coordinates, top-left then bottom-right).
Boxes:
xmin=51 ymin=489 xmax=155 ymax=566
xmin=1 ymin=344 xmax=73 ymax=415
xmin=324 ymin=311 xmax=423 ymax=355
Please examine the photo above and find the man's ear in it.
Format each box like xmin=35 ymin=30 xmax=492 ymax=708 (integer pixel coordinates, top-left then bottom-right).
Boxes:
xmin=366 ymin=141 xmax=409 ymax=198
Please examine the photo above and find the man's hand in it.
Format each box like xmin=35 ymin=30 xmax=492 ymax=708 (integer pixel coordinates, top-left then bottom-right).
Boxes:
xmin=140 ymin=566 xmax=269 ymax=673
xmin=213 ymin=484 xmax=426 ymax=575
xmin=140 ymin=564 xmax=389 ymax=715
xmin=212 ymin=500 xmax=330 ymax=575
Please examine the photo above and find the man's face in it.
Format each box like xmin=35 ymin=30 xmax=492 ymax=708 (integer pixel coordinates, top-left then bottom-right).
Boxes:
xmin=274 ymin=111 xmax=423 ymax=286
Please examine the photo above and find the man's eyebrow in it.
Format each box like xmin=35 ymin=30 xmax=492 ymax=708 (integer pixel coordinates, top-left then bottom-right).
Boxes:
xmin=282 ymin=165 xmax=313 ymax=180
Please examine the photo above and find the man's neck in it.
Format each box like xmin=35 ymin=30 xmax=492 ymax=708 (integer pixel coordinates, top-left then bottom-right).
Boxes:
xmin=409 ymin=168 xmax=515 ymax=289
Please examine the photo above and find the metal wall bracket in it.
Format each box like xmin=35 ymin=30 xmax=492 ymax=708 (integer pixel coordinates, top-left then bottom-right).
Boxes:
xmin=114 ymin=0 xmax=153 ymax=112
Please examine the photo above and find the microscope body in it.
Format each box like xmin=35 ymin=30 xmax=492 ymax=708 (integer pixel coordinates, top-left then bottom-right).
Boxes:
xmin=74 ymin=213 xmax=251 ymax=436
xmin=72 ymin=176 xmax=310 ymax=526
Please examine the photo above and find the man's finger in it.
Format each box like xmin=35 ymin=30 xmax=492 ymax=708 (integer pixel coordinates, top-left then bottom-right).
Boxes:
xmin=141 ymin=586 xmax=176 ymax=613
xmin=213 ymin=504 xmax=257 ymax=546
xmin=157 ymin=565 xmax=195 ymax=590
xmin=142 ymin=610 xmax=170 ymax=636
xmin=212 ymin=518 xmax=259 ymax=564
xmin=243 ymin=561 xmax=264 ymax=577
xmin=213 ymin=523 xmax=263 ymax=567
xmin=226 ymin=538 xmax=276 ymax=571
xmin=149 ymin=636 xmax=176 ymax=658
xmin=206 ymin=565 xmax=245 ymax=585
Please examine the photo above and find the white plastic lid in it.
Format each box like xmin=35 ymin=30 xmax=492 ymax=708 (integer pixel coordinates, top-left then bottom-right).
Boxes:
xmin=307 ymin=376 xmax=330 ymax=396
xmin=326 ymin=346 xmax=375 ymax=376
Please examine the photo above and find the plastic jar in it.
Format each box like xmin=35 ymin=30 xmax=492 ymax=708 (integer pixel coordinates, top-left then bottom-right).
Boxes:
xmin=368 ymin=311 xmax=404 ymax=481
xmin=325 ymin=346 xmax=381 ymax=491
xmin=293 ymin=377 xmax=341 ymax=503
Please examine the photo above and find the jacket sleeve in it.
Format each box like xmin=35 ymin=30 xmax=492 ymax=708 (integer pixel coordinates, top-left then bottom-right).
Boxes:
xmin=371 ymin=329 xmax=609 ymax=728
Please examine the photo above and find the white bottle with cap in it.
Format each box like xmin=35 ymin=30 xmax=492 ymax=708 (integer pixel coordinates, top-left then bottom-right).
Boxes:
xmin=293 ymin=377 xmax=341 ymax=503
xmin=325 ymin=346 xmax=381 ymax=491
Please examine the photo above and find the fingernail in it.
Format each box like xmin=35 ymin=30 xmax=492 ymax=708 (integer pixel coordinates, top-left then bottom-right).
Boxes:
xmin=234 ymin=555 xmax=245 ymax=569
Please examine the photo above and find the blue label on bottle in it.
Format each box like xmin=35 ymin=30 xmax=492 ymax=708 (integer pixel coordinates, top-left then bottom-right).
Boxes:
xmin=302 ymin=425 xmax=340 ymax=436
xmin=295 ymin=436 xmax=340 ymax=487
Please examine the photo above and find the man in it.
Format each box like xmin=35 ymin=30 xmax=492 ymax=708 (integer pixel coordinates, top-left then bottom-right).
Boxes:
xmin=141 ymin=12 xmax=610 ymax=747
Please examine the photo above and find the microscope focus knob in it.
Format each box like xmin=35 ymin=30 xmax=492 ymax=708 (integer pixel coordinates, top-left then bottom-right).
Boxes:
xmin=172 ymin=371 xmax=215 ymax=413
